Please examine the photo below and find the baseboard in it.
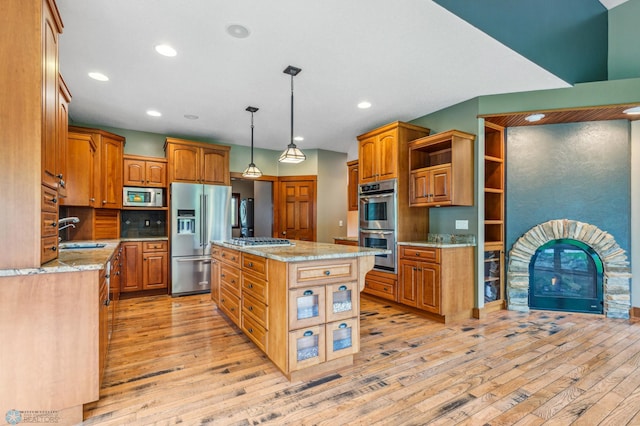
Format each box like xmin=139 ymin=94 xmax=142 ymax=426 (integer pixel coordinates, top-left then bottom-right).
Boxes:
xmin=630 ymin=306 xmax=640 ymax=321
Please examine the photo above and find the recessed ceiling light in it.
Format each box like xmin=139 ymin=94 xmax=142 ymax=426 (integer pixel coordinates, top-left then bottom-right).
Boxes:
xmin=184 ymin=114 xmax=199 ymax=120
xmin=226 ymin=24 xmax=250 ymax=38
xmin=155 ymin=44 xmax=177 ymax=57
xmin=525 ymin=113 xmax=545 ymax=122
xmin=358 ymin=101 xmax=372 ymax=109
xmin=294 ymin=136 xmax=304 ymax=142
xmin=146 ymin=110 xmax=162 ymax=117
xmin=88 ymin=72 xmax=109 ymax=81
xmin=623 ymin=106 xmax=640 ymax=115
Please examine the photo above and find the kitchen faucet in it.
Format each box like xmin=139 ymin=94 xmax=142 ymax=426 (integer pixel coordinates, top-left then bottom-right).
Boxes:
xmin=58 ymin=216 xmax=80 ymax=232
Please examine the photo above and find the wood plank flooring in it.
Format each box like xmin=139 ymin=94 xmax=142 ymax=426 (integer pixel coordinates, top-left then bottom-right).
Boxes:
xmin=83 ymin=294 xmax=640 ymax=425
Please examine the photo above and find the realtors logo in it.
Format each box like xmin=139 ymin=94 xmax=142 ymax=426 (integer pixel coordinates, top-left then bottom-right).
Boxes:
xmin=4 ymin=409 xmax=59 ymax=424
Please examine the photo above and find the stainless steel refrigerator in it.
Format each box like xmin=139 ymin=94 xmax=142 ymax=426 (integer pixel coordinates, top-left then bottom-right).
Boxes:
xmin=170 ymin=182 xmax=231 ymax=295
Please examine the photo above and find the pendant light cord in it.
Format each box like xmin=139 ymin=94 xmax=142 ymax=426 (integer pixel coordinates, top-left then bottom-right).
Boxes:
xmin=290 ymin=74 xmax=294 ymax=147
xmin=250 ymin=111 xmax=255 ymax=163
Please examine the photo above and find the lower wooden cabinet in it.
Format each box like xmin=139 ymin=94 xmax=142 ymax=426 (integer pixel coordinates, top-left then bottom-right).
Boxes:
xmin=121 ymin=240 xmax=168 ymax=294
xmin=398 ymin=244 xmax=474 ymax=323
xmin=363 ymin=269 xmax=397 ymax=301
xmin=212 ymin=244 xmax=364 ymax=380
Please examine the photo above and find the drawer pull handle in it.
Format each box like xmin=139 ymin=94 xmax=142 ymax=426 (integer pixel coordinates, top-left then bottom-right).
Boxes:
xmin=339 ymin=323 xmax=347 ymax=329
xmin=248 ymin=262 xmax=253 ymax=267
xmin=416 ymin=252 xmax=420 ymax=256
xmin=338 ymin=285 xmax=347 ymax=291
xmin=221 ymin=253 xmax=226 ymax=257
xmin=230 ymin=307 xmax=235 ymax=311
xmin=248 ymin=284 xmax=253 ymax=289
xmin=383 ymin=287 xmax=388 ymax=291
xmin=303 ymin=290 xmax=313 ymax=296
xmin=324 ymin=270 xmax=331 ymax=276
xmin=248 ymin=328 xmax=253 ymax=333
xmin=249 ymin=306 xmax=253 ymax=311
xmin=231 ymin=279 xmax=235 ymax=284
xmin=303 ymin=330 xmax=313 ymax=337
xmin=221 ymin=298 xmax=225 ymax=303
xmin=221 ymin=274 xmax=226 ymax=278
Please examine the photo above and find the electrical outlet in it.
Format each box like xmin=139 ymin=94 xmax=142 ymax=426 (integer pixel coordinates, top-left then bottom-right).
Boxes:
xmin=455 ymin=220 xmax=468 ymax=230
xmin=339 ymin=220 xmax=344 ymax=227
xmin=145 ymin=220 xmax=150 ymax=227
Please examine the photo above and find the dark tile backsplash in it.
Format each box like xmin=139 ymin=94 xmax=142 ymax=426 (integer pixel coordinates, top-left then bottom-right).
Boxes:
xmin=121 ymin=210 xmax=167 ymax=238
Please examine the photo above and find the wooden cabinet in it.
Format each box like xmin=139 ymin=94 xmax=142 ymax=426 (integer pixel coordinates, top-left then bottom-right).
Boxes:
xmin=363 ymin=269 xmax=397 ymax=302
xmin=121 ymin=240 xmax=168 ymax=293
xmin=64 ymin=132 xmax=97 ymax=207
xmin=68 ymin=126 xmax=125 ymax=209
xmin=347 ymin=160 xmax=359 ymax=211
xmin=357 ymin=122 xmax=430 ymax=184
xmin=213 ymin=244 xmax=368 ymax=381
xmin=57 ymin=74 xmax=71 ymax=199
xmin=408 ymin=129 xmax=474 ymax=207
xmin=99 ymin=265 xmax=109 ymax=386
xmin=398 ymin=245 xmax=474 ymax=323
xmin=164 ymin=137 xmax=231 ymax=185
xmin=123 ymin=155 xmax=167 ymax=188
xmin=334 ymin=238 xmax=358 ymax=247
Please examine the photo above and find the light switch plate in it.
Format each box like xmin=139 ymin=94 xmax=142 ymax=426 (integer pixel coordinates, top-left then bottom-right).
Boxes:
xmin=455 ymin=220 xmax=468 ymax=230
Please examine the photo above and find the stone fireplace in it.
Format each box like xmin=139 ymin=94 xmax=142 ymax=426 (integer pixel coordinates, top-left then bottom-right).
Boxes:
xmin=507 ymin=219 xmax=631 ymax=319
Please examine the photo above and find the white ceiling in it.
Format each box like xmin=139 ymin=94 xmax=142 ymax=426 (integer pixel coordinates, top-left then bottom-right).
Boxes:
xmin=57 ymin=0 xmax=569 ymax=154
xmin=599 ymin=0 xmax=629 ymax=9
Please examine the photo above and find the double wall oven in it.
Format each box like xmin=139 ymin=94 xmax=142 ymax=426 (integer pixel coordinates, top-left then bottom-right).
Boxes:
xmin=359 ymin=179 xmax=397 ymax=272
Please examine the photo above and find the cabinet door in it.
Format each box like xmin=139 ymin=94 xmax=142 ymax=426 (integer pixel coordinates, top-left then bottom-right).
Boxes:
xmin=211 ymin=258 xmax=220 ymax=304
xmin=409 ymin=170 xmax=430 ymax=206
xmin=430 ymin=166 xmax=451 ymax=204
xmin=399 ymin=260 xmax=419 ymax=307
xmin=347 ymin=161 xmax=359 ymax=211
xmin=121 ymin=242 xmax=143 ymax=292
xmin=57 ymin=76 xmax=70 ymax=198
xmin=64 ymin=133 xmax=96 ymax=206
xmin=41 ymin=3 xmax=59 ymax=191
xmin=418 ymin=262 xmax=441 ymax=314
xmin=288 ymin=286 xmax=326 ymax=329
xmin=358 ymin=136 xmax=377 ymax=183
xmin=168 ymin=143 xmax=199 ymax=183
xmin=201 ymin=146 xmax=229 ymax=185
xmin=143 ymin=251 xmax=168 ymax=290
xmin=145 ymin=161 xmax=167 ymax=187
xmin=123 ymin=159 xmax=145 ymax=186
xmin=377 ymin=131 xmax=398 ymax=181
xmin=100 ymin=136 xmax=123 ymax=208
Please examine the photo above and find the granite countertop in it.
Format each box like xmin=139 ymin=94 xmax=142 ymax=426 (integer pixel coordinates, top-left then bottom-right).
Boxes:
xmin=333 ymin=236 xmax=359 ymax=242
xmin=214 ymin=240 xmax=388 ymax=262
xmin=398 ymin=233 xmax=476 ymax=248
xmin=0 ymin=240 xmax=121 ymax=277
xmin=120 ymin=236 xmax=169 ymax=242
xmin=397 ymin=240 xmax=476 ymax=248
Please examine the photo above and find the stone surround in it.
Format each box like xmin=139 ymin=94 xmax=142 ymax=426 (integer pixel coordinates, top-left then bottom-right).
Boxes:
xmin=507 ymin=219 xmax=631 ymax=319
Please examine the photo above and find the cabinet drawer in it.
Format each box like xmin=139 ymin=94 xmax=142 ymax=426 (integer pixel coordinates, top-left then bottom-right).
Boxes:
xmin=41 ymin=236 xmax=58 ymax=264
xmin=220 ymin=264 xmax=241 ymax=297
xmin=326 ymin=281 xmax=359 ymax=322
xmin=41 ymin=211 xmax=58 ymax=237
xmin=288 ymin=325 xmax=326 ymax=372
xmin=242 ymin=312 xmax=267 ymax=352
xmin=289 ymin=286 xmax=326 ymax=330
xmin=364 ymin=273 xmax=397 ymax=301
xmin=242 ymin=292 xmax=268 ymax=329
xmin=219 ymin=288 xmax=240 ymax=326
xmin=143 ymin=240 xmax=167 ymax=252
xmin=289 ymin=258 xmax=358 ymax=288
xmin=211 ymin=245 xmax=222 ymax=260
xmin=41 ymin=185 xmax=58 ymax=212
xmin=242 ymin=253 xmax=267 ymax=279
xmin=400 ymin=246 xmax=440 ymax=263
xmin=326 ymin=318 xmax=359 ymax=361
xmin=242 ymin=273 xmax=267 ymax=303
xmin=219 ymin=247 xmax=241 ymax=267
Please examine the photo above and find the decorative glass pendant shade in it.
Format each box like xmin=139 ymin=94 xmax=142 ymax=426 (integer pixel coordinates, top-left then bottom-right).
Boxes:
xmin=242 ymin=106 xmax=262 ymax=178
xmin=278 ymin=65 xmax=306 ymax=164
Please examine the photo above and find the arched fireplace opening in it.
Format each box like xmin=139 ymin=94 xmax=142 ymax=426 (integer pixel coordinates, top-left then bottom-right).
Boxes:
xmin=529 ymin=239 xmax=603 ymax=314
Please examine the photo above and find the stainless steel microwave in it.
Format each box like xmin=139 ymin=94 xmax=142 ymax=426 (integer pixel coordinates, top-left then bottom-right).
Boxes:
xmin=123 ymin=187 xmax=163 ymax=207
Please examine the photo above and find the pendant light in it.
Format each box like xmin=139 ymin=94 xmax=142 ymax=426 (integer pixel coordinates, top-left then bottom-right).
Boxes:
xmin=242 ymin=106 xmax=263 ymax=178
xmin=278 ymin=65 xmax=306 ymax=163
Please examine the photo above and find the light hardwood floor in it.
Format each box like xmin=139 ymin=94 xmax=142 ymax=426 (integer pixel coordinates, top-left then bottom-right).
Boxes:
xmin=83 ymin=294 xmax=640 ymax=425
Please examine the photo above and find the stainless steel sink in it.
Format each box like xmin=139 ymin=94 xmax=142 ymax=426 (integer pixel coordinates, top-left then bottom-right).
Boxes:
xmin=59 ymin=242 xmax=107 ymax=250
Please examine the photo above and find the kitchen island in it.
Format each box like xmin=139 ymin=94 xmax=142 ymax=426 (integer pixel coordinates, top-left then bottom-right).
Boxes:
xmin=211 ymin=240 xmax=387 ymax=381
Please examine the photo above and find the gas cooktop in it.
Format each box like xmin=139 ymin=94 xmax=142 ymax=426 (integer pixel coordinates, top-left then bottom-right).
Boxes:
xmin=226 ymin=237 xmax=293 ymax=247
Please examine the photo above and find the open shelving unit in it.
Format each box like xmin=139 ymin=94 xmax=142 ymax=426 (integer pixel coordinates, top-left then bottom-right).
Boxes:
xmin=483 ymin=122 xmax=505 ymax=312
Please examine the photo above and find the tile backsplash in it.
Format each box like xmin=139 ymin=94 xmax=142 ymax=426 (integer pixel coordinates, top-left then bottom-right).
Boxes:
xmin=121 ymin=210 xmax=167 ymax=238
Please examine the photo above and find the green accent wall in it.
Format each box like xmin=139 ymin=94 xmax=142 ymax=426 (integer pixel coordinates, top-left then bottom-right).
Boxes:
xmin=608 ymin=0 xmax=640 ymax=80
xmin=433 ymin=0 xmax=608 ymax=83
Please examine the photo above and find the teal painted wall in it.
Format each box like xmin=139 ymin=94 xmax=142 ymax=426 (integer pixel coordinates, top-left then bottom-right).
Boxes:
xmin=434 ymin=0 xmax=608 ymax=83
xmin=608 ymin=0 xmax=640 ymax=80
xmin=410 ymin=98 xmax=480 ymax=236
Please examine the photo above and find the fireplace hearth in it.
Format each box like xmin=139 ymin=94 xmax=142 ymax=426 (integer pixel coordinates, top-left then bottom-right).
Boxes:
xmin=507 ymin=219 xmax=630 ymax=319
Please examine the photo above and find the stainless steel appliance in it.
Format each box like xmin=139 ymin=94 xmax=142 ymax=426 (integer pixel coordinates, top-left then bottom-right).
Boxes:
xmin=123 ymin=186 xmax=163 ymax=207
xmin=170 ymin=182 xmax=231 ymax=295
xmin=359 ymin=179 xmax=397 ymax=273
xmin=240 ymin=197 xmax=254 ymax=237
xmin=359 ymin=180 xmax=396 ymax=230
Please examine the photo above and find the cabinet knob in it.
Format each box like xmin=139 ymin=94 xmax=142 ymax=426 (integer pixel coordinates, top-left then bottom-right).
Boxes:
xmin=248 ymin=284 xmax=253 ymax=289
xmin=56 ymin=173 xmax=63 ymax=179
xmin=51 ymin=222 xmax=57 ymax=227
xmin=413 ymin=267 xmax=417 ymax=271
xmin=248 ymin=328 xmax=253 ymax=333
xmin=248 ymin=262 xmax=253 ymax=267
xmin=221 ymin=273 xmax=226 ymax=278
xmin=248 ymin=306 xmax=253 ymax=311
xmin=51 ymin=246 xmax=57 ymax=251
xmin=416 ymin=253 xmax=420 ymax=256
xmin=90 ymin=198 xmax=95 ymax=202
xmin=324 ymin=270 xmax=331 ymax=276
xmin=51 ymin=197 xmax=57 ymax=204
xmin=221 ymin=298 xmax=225 ymax=303
xmin=102 ymin=200 xmax=107 ymax=204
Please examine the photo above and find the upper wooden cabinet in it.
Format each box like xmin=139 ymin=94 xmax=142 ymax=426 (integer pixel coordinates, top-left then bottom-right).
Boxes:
xmin=164 ymin=137 xmax=230 ymax=185
xmin=123 ymin=155 xmax=167 ymax=188
xmin=64 ymin=132 xmax=97 ymax=207
xmin=408 ymin=129 xmax=475 ymax=207
xmin=357 ymin=122 xmax=430 ymax=184
xmin=57 ymin=75 xmax=71 ymax=198
xmin=347 ymin=160 xmax=359 ymax=211
xmin=69 ymin=126 xmax=125 ymax=209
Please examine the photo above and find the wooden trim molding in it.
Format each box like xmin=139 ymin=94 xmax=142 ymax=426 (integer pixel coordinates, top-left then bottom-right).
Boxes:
xmin=631 ymin=307 xmax=640 ymax=321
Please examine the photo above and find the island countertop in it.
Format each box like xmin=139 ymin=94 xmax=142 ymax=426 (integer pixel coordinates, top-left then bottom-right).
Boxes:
xmin=213 ymin=240 xmax=389 ymax=262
